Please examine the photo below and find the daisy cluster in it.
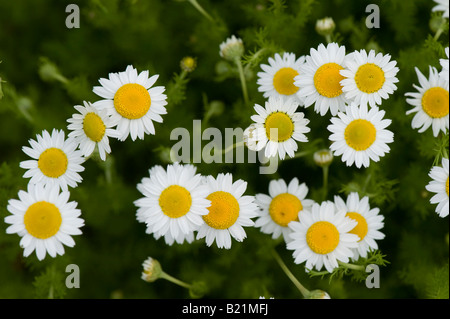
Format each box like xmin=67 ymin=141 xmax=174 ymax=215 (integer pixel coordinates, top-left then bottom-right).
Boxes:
xmin=5 ymin=65 xmax=168 ymax=260
xmin=404 ymin=47 xmax=449 ymax=218
xmin=251 ymin=42 xmax=398 ymax=168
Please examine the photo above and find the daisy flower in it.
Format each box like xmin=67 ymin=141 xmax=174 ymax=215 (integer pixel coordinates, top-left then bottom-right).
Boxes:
xmin=334 ymin=192 xmax=385 ymax=259
xmin=287 ymin=201 xmax=359 ymax=273
xmin=294 ymin=42 xmax=349 ymax=116
xmin=20 ymin=129 xmax=85 ymax=192
xmin=196 ymin=173 xmax=259 ymax=249
xmin=134 ymin=163 xmax=211 ymax=245
xmin=255 ymin=178 xmax=314 ymax=243
xmin=92 ymin=65 xmax=168 ymax=141
xmin=432 ymin=0 xmax=449 ymax=18
xmin=425 ymin=157 xmax=449 ymax=218
xmin=405 ymin=66 xmax=449 ymax=137
xmin=67 ymin=101 xmax=118 ymax=161
xmin=4 ymin=183 xmax=84 ymax=261
xmin=327 ymin=102 xmax=394 ymax=168
xmin=340 ymin=49 xmax=399 ymax=107
xmin=257 ymin=52 xmax=306 ymax=103
xmin=440 ymin=47 xmax=449 ymax=80
xmin=250 ymin=96 xmax=310 ymax=160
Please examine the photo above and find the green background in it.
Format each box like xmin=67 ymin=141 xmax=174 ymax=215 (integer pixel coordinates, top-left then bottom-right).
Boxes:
xmin=0 ymin=0 xmax=448 ymax=299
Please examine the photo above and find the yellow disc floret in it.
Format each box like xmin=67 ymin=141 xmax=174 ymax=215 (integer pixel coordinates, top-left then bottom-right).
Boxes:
xmin=269 ymin=193 xmax=302 ymax=227
xmin=114 ymin=83 xmax=151 ymax=119
xmin=355 ymin=63 xmax=385 ymax=93
xmin=203 ymin=191 xmax=239 ymax=229
xmin=265 ymin=112 xmax=294 ymax=142
xmin=313 ymin=62 xmax=345 ymax=98
xmin=273 ymin=67 xmax=300 ymax=95
xmin=159 ymin=185 xmax=192 ymax=218
xmin=346 ymin=212 xmax=368 ymax=242
xmin=421 ymin=87 xmax=449 ymax=119
xmin=306 ymin=221 xmax=340 ymax=255
xmin=83 ymin=112 xmax=106 ymax=142
xmin=38 ymin=148 xmax=68 ymax=178
xmin=344 ymin=119 xmax=377 ymax=151
xmin=24 ymin=201 xmax=62 ymax=239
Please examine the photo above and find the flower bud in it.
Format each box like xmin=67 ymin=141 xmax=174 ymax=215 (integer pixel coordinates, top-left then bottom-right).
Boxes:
xmin=141 ymin=257 xmax=163 ymax=283
xmin=314 ymin=149 xmax=334 ymax=167
xmin=306 ymin=289 xmax=331 ymax=299
xmin=219 ymin=35 xmax=244 ymax=61
xmin=180 ymin=56 xmax=197 ymax=73
xmin=315 ymin=17 xmax=335 ymax=37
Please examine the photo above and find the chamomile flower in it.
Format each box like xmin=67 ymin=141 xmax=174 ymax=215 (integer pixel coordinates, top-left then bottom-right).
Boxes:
xmin=20 ymin=129 xmax=85 ymax=192
xmin=134 ymin=163 xmax=211 ymax=246
xmin=196 ymin=173 xmax=259 ymax=249
xmin=327 ymin=102 xmax=394 ymax=168
xmin=255 ymin=178 xmax=314 ymax=243
xmin=67 ymin=101 xmax=118 ymax=161
xmin=433 ymin=0 xmax=449 ymax=18
xmin=257 ymin=52 xmax=306 ymax=103
xmin=219 ymin=35 xmax=244 ymax=61
xmin=440 ymin=47 xmax=449 ymax=80
xmin=340 ymin=49 xmax=399 ymax=107
xmin=405 ymin=66 xmax=449 ymax=137
xmin=425 ymin=157 xmax=449 ymax=218
xmin=294 ymin=43 xmax=349 ymax=116
xmin=287 ymin=201 xmax=359 ymax=273
xmin=4 ymin=183 xmax=84 ymax=261
xmin=93 ymin=65 xmax=168 ymax=141
xmin=334 ymin=192 xmax=385 ymax=259
xmin=250 ymin=96 xmax=310 ymax=160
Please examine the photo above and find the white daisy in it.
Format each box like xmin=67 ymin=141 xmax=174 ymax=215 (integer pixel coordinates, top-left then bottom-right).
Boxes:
xmin=134 ymin=163 xmax=211 ymax=246
xmin=4 ymin=183 xmax=84 ymax=261
xmin=250 ymin=95 xmax=310 ymax=160
xmin=255 ymin=178 xmax=314 ymax=243
xmin=287 ymin=201 xmax=359 ymax=273
xmin=196 ymin=173 xmax=259 ymax=249
xmin=340 ymin=49 xmax=399 ymax=107
xmin=440 ymin=47 xmax=449 ymax=80
xmin=67 ymin=101 xmax=118 ymax=161
xmin=432 ymin=0 xmax=449 ymax=18
xmin=425 ymin=157 xmax=449 ymax=218
xmin=92 ymin=65 xmax=168 ymax=141
xmin=334 ymin=192 xmax=385 ymax=259
xmin=294 ymin=42 xmax=349 ymax=116
xmin=20 ymin=129 xmax=85 ymax=192
xmin=405 ymin=66 xmax=449 ymax=137
xmin=257 ymin=52 xmax=306 ymax=103
xmin=327 ymin=102 xmax=394 ymax=168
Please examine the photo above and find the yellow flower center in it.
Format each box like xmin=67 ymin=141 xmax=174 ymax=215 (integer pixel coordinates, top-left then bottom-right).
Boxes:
xmin=38 ymin=148 xmax=68 ymax=178
xmin=265 ymin=112 xmax=294 ymax=142
xmin=273 ymin=67 xmax=300 ymax=95
xmin=344 ymin=119 xmax=377 ymax=151
xmin=306 ymin=221 xmax=340 ymax=255
xmin=446 ymin=177 xmax=449 ymax=197
xmin=313 ymin=62 xmax=345 ymax=98
xmin=346 ymin=212 xmax=368 ymax=242
xmin=421 ymin=87 xmax=449 ymax=118
xmin=269 ymin=193 xmax=302 ymax=227
xmin=203 ymin=191 xmax=239 ymax=230
xmin=158 ymin=185 xmax=192 ymax=218
xmin=355 ymin=63 xmax=385 ymax=93
xmin=114 ymin=83 xmax=151 ymax=119
xmin=24 ymin=201 xmax=62 ymax=239
xmin=83 ymin=112 xmax=106 ymax=142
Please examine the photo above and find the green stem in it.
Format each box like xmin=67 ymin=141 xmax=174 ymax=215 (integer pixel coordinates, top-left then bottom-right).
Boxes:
xmin=234 ymin=57 xmax=249 ymax=105
xmin=160 ymin=271 xmax=193 ymax=289
xmin=322 ymin=165 xmax=329 ymax=201
xmin=188 ymin=0 xmax=214 ymax=22
xmin=338 ymin=261 xmax=365 ymax=271
xmin=272 ymin=249 xmax=310 ymax=298
xmin=325 ymin=34 xmax=332 ymax=44
xmin=434 ymin=19 xmax=446 ymax=41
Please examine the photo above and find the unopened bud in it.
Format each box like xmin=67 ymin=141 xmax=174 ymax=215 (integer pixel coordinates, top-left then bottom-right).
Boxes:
xmin=219 ymin=35 xmax=244 ymax=61
xmin=314 ymin=149 xmax=333 ymax=167
xmin=141 ymin=257 xmax=163 ymax=283
xmin=315 ymin=17 xmax=335 ymax=37
xmin=180 ymin=56 xmax=197 ymax=73
xmin=306 ymin=289 xmax=331 ymax=299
